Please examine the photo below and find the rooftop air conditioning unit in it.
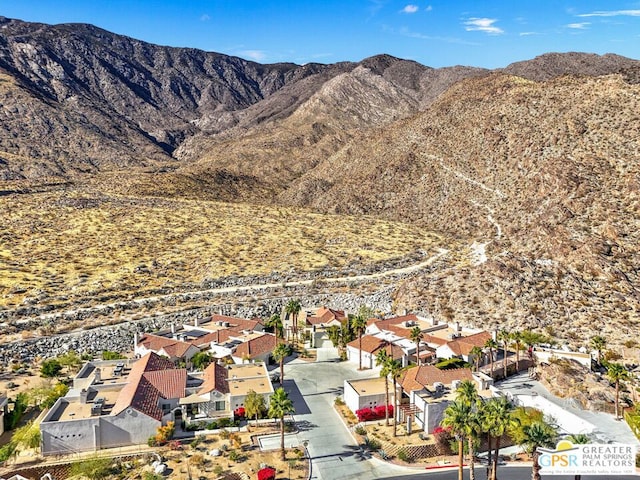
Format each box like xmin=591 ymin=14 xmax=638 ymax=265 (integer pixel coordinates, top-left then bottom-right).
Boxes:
xmin=433 ymin=382 xmax=444 ymax=393
xmin=452 ymin=379 xmax=461 ymax=390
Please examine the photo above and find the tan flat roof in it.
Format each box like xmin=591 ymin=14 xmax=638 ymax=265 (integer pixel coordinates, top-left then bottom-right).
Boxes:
xmin=228 ymin=377 xmax=273 ymax=396
xmin=227 ymin=364 xmax=267 ymax=380
xmin=347 ymin=377 xmax=388 ymax=396
xmin=56 ymin=389 xmax=122 ymax=422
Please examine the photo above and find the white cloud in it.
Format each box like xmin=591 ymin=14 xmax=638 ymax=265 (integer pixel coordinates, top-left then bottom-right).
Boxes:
xmin=566 ymin=22 xmax=590 ymax=29
xmin=396 ymin=26 xmax=480 ymax=45
xmin=464 ymin=18 xmax=504 ymax=35
xmin=426 ymin=5 xmax=433 ymax=12
xmin=578 ymin=9 xmax=640 ymax=17
xmin=239 ymin=50 xmax=266 ymax=62
xmin=200 ymin=14 xmax=210 ymax=22
xmin=402 ymin=4 xmax=419 ymax=14
xmin=519 ymin=31 xmax=540 ymax=36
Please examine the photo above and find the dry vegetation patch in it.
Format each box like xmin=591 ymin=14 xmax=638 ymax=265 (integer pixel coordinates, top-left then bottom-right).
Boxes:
xmin=0 ymin=189 xmax=440 ymax=310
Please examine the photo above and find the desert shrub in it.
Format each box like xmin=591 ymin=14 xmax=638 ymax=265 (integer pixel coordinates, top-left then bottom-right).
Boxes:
xmin=434 ymin=426 xmax=453 ymax=455
xmin=364 ymin=437 xmax=381 ymax=451
xmin=354 ymin=425 xmax=367 ymax=436
xmin=70 ymin=456 xmax=113 ymax=480
xmin=228 ymin=450 xmax=239 ymax=462
xmin=334 ymin=397 xmax=345 ymax=406
xmin=397 ymin=448 xmax=413 ymax=463
xmin=101 ymin=350 xmax=125 ymax=360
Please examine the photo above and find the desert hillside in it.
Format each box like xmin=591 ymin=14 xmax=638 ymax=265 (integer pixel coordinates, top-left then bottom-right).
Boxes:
xmin=278 ymin=72 xmax=640 ymax=346
xmin=1 ymin=17 xmax=639 ymax=347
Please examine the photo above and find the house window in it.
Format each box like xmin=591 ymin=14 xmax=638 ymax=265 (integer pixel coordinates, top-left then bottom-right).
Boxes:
xmin=215 ymin=400 xmax=225 ymax=411
xmin=161 ymin=403 xmax=171 ymax=414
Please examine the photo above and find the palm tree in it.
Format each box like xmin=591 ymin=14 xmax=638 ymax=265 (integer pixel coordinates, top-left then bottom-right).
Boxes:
xmin=498 ymin=330 xmax=510 ymax=379
xmin=590 ymin=335 xmax=607 ymax=367
xmin=285 ymin=299 xmax=302 ymax=345
xmin=352 ymin=313 xmax=368 ymax=370
xmin=268 ymin=387 xmax=295 ymax=461
xmin=387 ymin=358 xmax=403 ymax=437
xmin=484 ymin=396 xmax=515 ymax=480
xmin=607 ymin=362 xmax=630 ymax=419
xmin=375 ymin=349 xmax=391 ymax=426
xmin=455 ymin=380 xmax=482 ymax=480
xmin=470 ymin=345 xmax=484 ymax=372
xmin=410 ymin=326 xmax=424 ymax=365
xmin=520 ymin=421 xmax=557 ymax=480
xmin=512 ymin=331 xmax=523 ymax=373
xmin=272 ymin=343 xmax=292 ymax=386
xmin=265 ymin=313 xmax=283 ymax=341
xmin=484 ymin=337 xmax=499 ymax=379
xmin=442 ymin=400 xmax=471 ymax=480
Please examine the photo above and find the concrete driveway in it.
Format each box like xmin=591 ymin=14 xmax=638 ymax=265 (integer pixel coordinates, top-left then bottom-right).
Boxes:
xmin=260 ymin=347 xmax=416 ymax=479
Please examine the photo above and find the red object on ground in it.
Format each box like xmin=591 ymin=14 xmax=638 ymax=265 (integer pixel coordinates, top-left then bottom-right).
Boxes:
xmin=235 ymin=407 xmax=246 ymax=417
xmin=257 ymin=466 xmax=276 ymax=480
xmin=355 ymin=405 xmax=394 ymax=422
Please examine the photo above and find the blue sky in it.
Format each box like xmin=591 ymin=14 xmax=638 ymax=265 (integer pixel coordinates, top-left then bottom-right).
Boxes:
xmin=1 ymin=1 xmax=639 ymax=68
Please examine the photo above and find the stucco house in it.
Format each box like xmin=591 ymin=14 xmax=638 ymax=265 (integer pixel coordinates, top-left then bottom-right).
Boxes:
xmin=346 ymin=332 xmax=413 ymax=369
xmin=396 ymin=365 xmax=484 ymax=433
xmin=39 ymin=352 xmax=273 ymax=455
xmin=435 ymin=331 xmax=492 ymax=363
xmin=343 ymin=377 xmax=390 ymax=415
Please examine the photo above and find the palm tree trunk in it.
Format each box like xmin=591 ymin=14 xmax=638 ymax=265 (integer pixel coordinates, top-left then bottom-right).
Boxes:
xmin=280 ymin=415 xmax=286 ymax=461
xmin=503 ymin=345 xmax=508 ymax=378
xmin=486 ymin=434 xmax=493 ymax=480
xmin=457 ymin=438 xmax=464 ymax=480
xmin=392 ymin=378 xmax=398 ymax=437
xmin=468 ymin=435 xmax=476 ymax=480
xmin=280 ymin=359 xmax=284 ymax=386
xmin=492 ymin=435 xmax=501 ymax=480
xmin=532 ymin=451 xmax=541 ymax=480
xmin=359 ymin=333 xmax=363 ymax=370
xmin=615 ymin=380 xmax=620 ymax=419
xmin=384 ymin=377 xmax=390 ymax=426
xmin=515 ymin=345 xmax=520 ymax=372
xmin=489 ymin=349 xmax=494 ymax=379
xmin=416 ymin=342 xmax=420 ymax=366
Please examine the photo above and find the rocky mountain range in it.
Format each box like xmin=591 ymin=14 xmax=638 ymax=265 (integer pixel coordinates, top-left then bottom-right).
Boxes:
xmin=1 ymin=16 xmax=640 ymax=346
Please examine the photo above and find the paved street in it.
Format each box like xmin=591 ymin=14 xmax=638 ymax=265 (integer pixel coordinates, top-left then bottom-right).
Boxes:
xmin=260 ymin=351 xmax=640 ymax=480
xmin=261 ymin=348 xmax=414 ymax=479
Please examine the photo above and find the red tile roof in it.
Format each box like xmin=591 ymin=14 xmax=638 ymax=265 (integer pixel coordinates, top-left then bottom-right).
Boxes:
xmin=444 ymin=331 xmax=492 ymax=356
xmin=199 ymin=362 xmax=230 ymax=395
xmin=233 ymin=334 xmax=277 ymax=360
xmin=400 ymin=365 xmax=473 ymax=392
xmin=347 ymin=335 xmax=404 ymax=361
xmin=138 ymin=333 xmax=193 ymax=359
xmin=113 ymin=352 xmax=187 ymax=421
xmin=306 ymin=307 xmax=347 ymax=326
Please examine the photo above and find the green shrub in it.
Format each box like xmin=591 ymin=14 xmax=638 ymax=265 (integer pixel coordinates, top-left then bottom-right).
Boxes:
xmin=228 ymin=450 xmax=239 ymax=462
xmin=101 ymin=351 xmax=125 ymax=360
xmin=397 ymin=448 xmax=413 ymax=463
xmin=364 ymin=437 xmax=381 ymax=451
xmin=40 ymin=359 xmax=62 ymax=378
xmin=354 ymin=425 xmax=367 ymax=436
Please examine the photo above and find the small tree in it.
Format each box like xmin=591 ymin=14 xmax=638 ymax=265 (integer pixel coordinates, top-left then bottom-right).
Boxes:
xmin=40 ymin=359 xmax=62 ymax=378
xmin=191 ymin=351 xmax=213 ymax=370
xmin=244 ymin=390 xmax=266 ymax=425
